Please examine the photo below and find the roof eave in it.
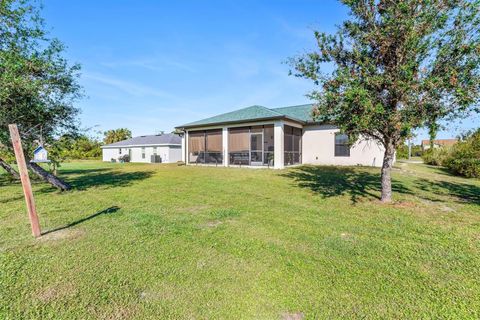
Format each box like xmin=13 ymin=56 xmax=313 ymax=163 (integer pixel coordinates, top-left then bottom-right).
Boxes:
xmin=101 ymin=143 xmax=181 ymax=148
xmin=176 ymin=115 xmax=306 ymax=130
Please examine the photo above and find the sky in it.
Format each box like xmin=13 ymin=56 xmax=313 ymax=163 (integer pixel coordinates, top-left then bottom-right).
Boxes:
xmin=42 ymin=0 xmax=478 ymax=144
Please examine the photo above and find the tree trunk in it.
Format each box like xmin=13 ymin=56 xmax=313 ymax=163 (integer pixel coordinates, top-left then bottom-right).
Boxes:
xmin=27 ymin=162 xmax=71 ymax=191
xmin=0 ymin=157 xmax=20 ymax=179
xmin=380 ymin=143 xmax=395 ymax=203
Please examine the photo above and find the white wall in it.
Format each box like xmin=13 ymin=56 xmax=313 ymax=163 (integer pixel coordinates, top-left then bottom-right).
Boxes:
xmin=102 ymin=148 xmax=119 ymax=162
xmin=302 ymin=124 xmax=385 ymax=167
xmin=169 ymin=146 xmax=182 ymax=163
xmin=102 ymin=145 xmax=181 ymax=163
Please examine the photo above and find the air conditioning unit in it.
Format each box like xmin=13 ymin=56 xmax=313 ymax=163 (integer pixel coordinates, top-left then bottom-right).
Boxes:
xmin=150 ymin=155 xmax=162 ymax=163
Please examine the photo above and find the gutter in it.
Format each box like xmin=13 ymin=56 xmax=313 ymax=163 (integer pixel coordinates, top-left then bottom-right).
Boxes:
xmin=175 ymin=115 xmax=306 ymax=131
xmin=101 ymin=143 xmax=181 ymax=149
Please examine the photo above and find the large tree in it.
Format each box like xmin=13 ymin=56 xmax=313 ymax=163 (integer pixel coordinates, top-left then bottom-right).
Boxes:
xmin=103 ymin=128 xmax=132 ymax=144
xmin=0 ymin=0 xmax=82 ymax=190
xmin=290 ymin=0 xmax=480 ymax=202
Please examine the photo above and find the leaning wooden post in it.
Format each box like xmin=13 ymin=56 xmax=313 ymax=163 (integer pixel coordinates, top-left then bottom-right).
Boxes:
xmin=8 ymin=124 xmax=41 ymax=237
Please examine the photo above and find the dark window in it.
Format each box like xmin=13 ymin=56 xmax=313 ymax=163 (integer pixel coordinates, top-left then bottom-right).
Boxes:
xmin=119 ymin=148 xmax=122 ymax=155
xmin=141 ymin=147 xmax=146 ymax=159
xmin=335 ymin=133 xmax=350 ymax=157
xmin=284 ymin=125 xmax=302 ymax=165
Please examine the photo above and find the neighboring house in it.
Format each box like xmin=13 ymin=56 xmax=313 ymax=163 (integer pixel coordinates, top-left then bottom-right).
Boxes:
xmin=32 ymin=146 xmax=49 ymax=163
xmin=421 ymin=139 xmax=458 ymax=151
xmin=175 ymin=104 xmax=387 ymax=169
xmin=101 ymin=133 xmax=182 ymax=163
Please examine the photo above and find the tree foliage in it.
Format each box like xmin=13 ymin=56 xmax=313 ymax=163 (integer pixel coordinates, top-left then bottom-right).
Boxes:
xmin=289 ymin=0 xmax=480 ymax=201
xmin=0 ymin=0 xmax=82 ymax=189
xmin=103 ymin=128 xmax=132 ymax=145
xmin=51 ymin=134 xmax=101 ymax=160
xmin=0 ymin=0 xmax=82 ymax=152
xmin=423 ymin=128 xmax=480 ymax=177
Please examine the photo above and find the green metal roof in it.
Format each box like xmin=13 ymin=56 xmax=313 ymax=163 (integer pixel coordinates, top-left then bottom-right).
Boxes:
xmin=270 ymin=104 xmax=314 ymax=123
xmin=177 ymin=104 xmax=315 ymax=129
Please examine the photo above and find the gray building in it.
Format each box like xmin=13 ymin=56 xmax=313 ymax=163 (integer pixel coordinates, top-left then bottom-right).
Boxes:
xmin=101 ymin=133 xmax=182 ymax=163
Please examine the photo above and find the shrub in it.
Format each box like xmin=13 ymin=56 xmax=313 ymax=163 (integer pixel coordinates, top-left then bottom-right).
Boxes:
xmin=443 ymin=130 xmax=480 ymax=178
xmin=396 ymin=145 xmax=408 ymax=159
xmin=396 ymin=144 xmax=423 ymax=159
xmin=422 ymin=147 xmax=451 ymax=166
xmin=119 ymin=154 xmax=130 ymax=163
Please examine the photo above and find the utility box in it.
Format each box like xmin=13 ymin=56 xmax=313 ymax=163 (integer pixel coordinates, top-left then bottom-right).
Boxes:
xmin=150 ymin=155 xmax=162 ymax=163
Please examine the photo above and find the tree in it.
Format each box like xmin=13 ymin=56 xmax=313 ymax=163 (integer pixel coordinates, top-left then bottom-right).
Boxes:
xmin=0 ymin=0 xmax=82 ymax=190
xmin=46 ymin=133 xmax=101 ymax=174
xmin=52 ymin=134 xmax=102 ymax=161
xmin=289 ymin=0 xmax=480 ymax=202
xmin=103 ymin=128 xmax=132 ymax=144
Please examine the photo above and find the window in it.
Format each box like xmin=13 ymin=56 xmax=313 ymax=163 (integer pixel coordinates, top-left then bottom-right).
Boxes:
xmin=228 ymin=125 xmax=275 ymax=166
xmin=188 ymin=130 xmax=223 ymax=164
xmin=284 ymin=125 xmax=302 ymax=165
xmin=119 ymin=148 xmax=122 ymax=155
xmin=153 ymin=147 xmax=157 ymax=155
xmin=141 ymin=147 xmax=146 ymax=159
xmin=335 ymin=133 xmax=350 ymax=157
xmin=228 ymin=127 xmax=250 ymax=165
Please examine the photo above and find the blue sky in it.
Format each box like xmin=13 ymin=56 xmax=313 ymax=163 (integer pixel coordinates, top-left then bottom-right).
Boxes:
xmin=43 ymin=0 xmax=477 ymax=143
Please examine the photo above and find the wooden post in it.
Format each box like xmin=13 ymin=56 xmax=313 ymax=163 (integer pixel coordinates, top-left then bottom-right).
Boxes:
xmin=8 ymin=124 xmax=41 ymax=237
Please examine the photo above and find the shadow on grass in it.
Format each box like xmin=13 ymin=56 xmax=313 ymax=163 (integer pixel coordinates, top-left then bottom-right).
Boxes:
xmin=0 ymin=174 xmax=18 ymax=187
xmin=282 ymin=165 xmax=412 ymax=204
xmin=58 ymin=167 xmax=154 ymax=190
xmin=42 ymin=206 xmax=121 ymax=236
xmin=415 ymin=179 xmax=480 ymax=205
xmin=283 ymin=165 xmax=480 ymax=205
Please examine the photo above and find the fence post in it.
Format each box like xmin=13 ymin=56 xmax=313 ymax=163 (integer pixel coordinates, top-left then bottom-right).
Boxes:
xmin=8 ymin=124 xmax=41 ymax=237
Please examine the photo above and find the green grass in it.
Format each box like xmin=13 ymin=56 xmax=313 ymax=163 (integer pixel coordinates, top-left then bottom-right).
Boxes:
xmin=1 ymin=161 xmax=479 ymax=319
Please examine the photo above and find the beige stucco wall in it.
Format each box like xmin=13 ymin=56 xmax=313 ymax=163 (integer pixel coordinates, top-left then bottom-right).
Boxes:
xmin=302 ymin=124 xmax=386 ymax=167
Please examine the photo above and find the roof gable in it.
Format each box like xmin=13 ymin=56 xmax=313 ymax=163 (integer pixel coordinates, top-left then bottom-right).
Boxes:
xmin=33 ymin=146 xmax=46 ymax=154
xmin=177 ymin=104 xmax=317 ymax=129
xmin=179 ymin=105 xmax=283 ymax=128
xmin=270 ymin=104 xmax=314 ymax=123
xmin=102 ymin=133 xmax=181 ymax=148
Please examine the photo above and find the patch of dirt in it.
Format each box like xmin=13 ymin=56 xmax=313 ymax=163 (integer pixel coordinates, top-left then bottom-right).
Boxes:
xmin=97 ymin=306 xmax=136 ymax=320
xmin=36 ymin=282 xmax=76 ymax=303
xmin=392 ymin=201 xmax=417 ymax=209
xmin=340 ymin=232 xmax=352 ymax=239
xmin=418 ymin=199 xmax=456 ymax=213
xmin=440 ymin=205 xmax=455 ymax=212
xmin=281 ymin=312 xmax=304 ymax=320
xmin=196 ymin=260 xmax=207 ymax=269
xmin=179 ymin=205 xmax=211 ymax=214
xmin=139 ymin=287 xmax=175 ymax=302
xmin=201 ymin=220 xmax=223 ymax=228
xmin=39 ymin=228 xmax=85 ymax=242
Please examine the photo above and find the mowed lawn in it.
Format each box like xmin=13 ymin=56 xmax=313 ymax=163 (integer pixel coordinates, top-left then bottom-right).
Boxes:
xmin=1 ymin=161 xmax=480 ymax=319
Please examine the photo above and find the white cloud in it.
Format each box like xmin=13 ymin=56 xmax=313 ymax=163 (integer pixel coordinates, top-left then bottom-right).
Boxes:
xmin=83 ymin=72 xmax=175 ymax=98
xmin=100 ymin=57 xmax=197 ymax=73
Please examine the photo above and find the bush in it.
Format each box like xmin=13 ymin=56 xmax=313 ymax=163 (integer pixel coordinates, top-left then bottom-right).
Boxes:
xmin=445 ymin=158 xmax=480 ymax=178
xmin=118 ymin=154 xmax=130 ymax=163
xmin=396 ymin=144 xmax=423 ymax=159
xmin=443 ymin=130 xmax=480 ymax=178
xmin=422 ymin=147 xmax=451 ymax=166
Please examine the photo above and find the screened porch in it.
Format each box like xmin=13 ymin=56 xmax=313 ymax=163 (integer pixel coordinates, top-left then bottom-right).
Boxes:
xmin=187 ymin=123 xmax=302 ymax=168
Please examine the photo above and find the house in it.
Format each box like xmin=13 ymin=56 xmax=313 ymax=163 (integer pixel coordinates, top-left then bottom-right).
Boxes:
xmin=421 ymin=139 xmax=458 ymax=151
xmin=175 ymin=104 xmax=387 ymax=169
xmin=101 ymin=133 xmax=182 ymax=163
xmin=32 ymin=146 xmax=49 ymax=163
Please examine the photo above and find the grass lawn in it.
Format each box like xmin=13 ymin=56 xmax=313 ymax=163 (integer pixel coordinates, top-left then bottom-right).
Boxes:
xmin=1 ymin=161 xmax=479 ymax=319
